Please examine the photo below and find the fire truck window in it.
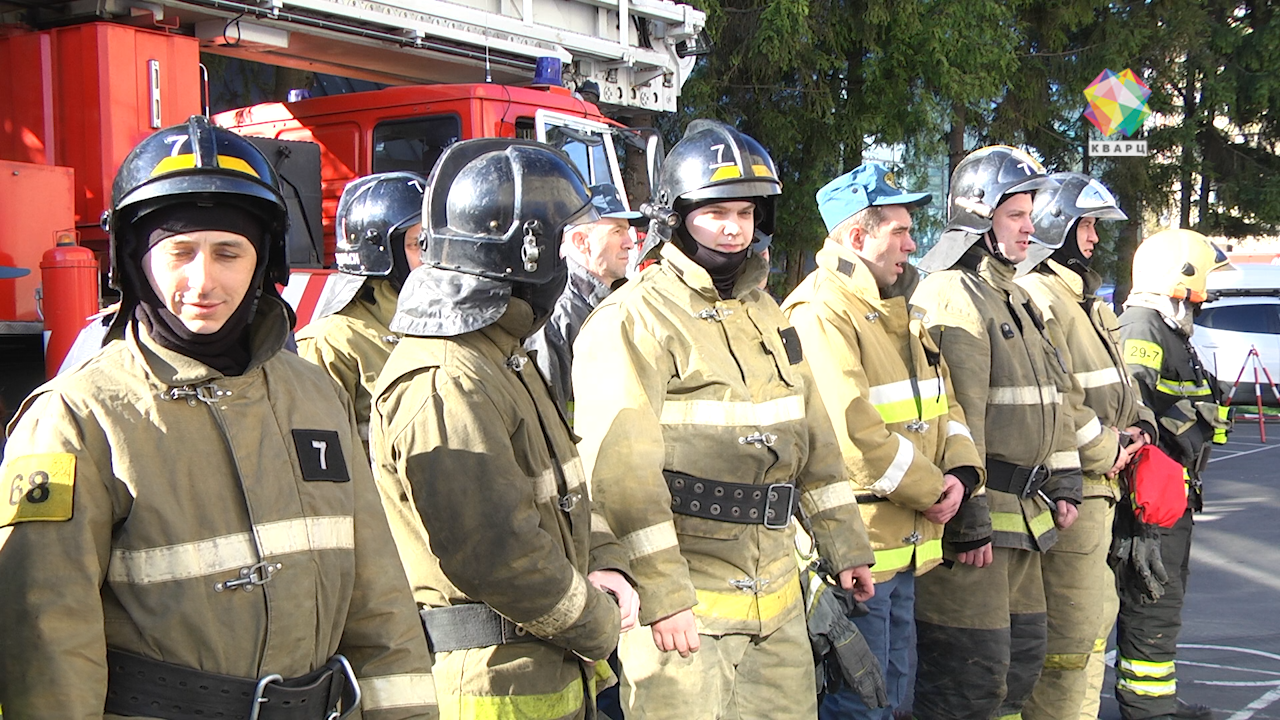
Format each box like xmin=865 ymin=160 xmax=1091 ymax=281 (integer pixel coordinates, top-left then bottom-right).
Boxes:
xmin=515 ymin=118 xmax=537 ymax=141
xmin=373 ymin=115 xmax=462 ymax=175
xmin=545 ymin=125 xmax=613 ymax=187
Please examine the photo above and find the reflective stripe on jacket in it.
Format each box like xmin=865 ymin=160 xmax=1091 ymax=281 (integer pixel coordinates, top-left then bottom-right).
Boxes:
xmin=573 ymin=243 xmax=874 ymax=637
xmin=782 ymin=242 xmax=984 ymax=582
xmin=296 ymin=277 xmax=400 ymax=456
xmin=372 ymin=299 xmax=628 ymax=719
xmin=911 ymin=246 xmax=1083 ymax=552
xmin=0 ymin=297 xmax=435 ymax=719
xmin=1018 ymin=261 xmax=1155 ymax=498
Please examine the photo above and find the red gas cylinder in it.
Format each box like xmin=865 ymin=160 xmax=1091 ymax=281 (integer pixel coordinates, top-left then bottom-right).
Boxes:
xmin=40 ymin=235 xmax=100 ymax=378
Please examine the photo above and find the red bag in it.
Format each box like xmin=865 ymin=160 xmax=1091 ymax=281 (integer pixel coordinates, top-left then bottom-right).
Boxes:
xmin=1125 ymin=445 xmax=1187 ymax=528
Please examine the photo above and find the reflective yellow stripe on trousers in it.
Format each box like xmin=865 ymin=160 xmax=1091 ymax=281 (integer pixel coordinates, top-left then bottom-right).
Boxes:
xmin=1116 ymin=677 xmax=1177 ymax=697
xmin=1116 ymin=655 xmax=1177 ymax=697
xmin=1119 ymin=656 xmax=1174 ymax=678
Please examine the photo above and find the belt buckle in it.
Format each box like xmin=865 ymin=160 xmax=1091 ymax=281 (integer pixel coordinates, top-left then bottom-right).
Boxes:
xmin=1021 ymin=465 xmax=1048 ymax=497
xmin=247 ymin=673 xmax=284 ymax=720
xmin=327 ymin=654 xmax=362 ymax=720
xmin=763 ymin=483 xmax=796 ymax=529
xmin=248 ymin=655 xmax=361 ymax=720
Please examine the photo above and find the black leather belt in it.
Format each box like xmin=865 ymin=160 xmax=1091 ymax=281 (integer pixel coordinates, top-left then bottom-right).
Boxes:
xmin=420 ymin=604 xmax=540 ymax=653
xmin=105 ymin=648 xmax=357 ymax=720
xmin=985 ymin=457 xmax=1050 ymax=498
xmin=663 ymin=470 xmax=797 ymax=529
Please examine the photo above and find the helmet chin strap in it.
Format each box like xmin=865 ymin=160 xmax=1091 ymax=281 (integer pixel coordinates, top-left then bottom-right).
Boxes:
xmin=984 ymin=231 xmax=1015 ymax=266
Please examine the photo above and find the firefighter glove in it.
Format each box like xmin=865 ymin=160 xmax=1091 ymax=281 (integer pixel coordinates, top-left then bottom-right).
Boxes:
xmin=803 ymin=567 xmax=889 ymax=708
xmin=1110 ymin=522 xmax=1168 ymax=605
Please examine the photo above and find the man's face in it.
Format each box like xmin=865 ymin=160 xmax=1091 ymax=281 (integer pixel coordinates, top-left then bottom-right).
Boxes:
xmin=1075 ymin=216 xmax=1098 ymax=259
xmin=851 ymin=204 xmax=916 ymax=288
xmin=144 ymin=230 xmax=258 ymax=334
xmin=404 ymin=221 xmax=424 ymax=271
xmin=685 ymin=201 xmax=755 ymax=253
xmin=571 ymin=217 xmax=635 ymax=283
xmin=989 ymin=192 xmax=1035 ymax=263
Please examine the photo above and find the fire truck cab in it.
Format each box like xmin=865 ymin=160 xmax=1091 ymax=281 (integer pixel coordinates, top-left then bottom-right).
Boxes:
xmin=0 ymin=0 xmax=703 ymax=429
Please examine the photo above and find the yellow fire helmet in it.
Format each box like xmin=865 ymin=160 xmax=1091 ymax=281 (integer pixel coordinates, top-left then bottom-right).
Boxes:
xmin=1130 ymin=229 xmax=1233 ymax=303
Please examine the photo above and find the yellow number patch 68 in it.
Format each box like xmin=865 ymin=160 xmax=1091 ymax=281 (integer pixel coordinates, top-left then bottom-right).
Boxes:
xmin=2 ymin=453 xmax=75 ymax=527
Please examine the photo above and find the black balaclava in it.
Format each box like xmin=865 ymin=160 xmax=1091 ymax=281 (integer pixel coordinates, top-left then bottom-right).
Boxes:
xmin=673 ymin=198 xmax=759 ymax=299
xmin=1049 ymin=220 xmax=1091 ymax=275
xmin=125 ymin=203 xmax=268 ymax=376
xmin=510 ymin=261 xmax=569 ymax=337
xmin=387 ymin=223 xmax=421 ymax=292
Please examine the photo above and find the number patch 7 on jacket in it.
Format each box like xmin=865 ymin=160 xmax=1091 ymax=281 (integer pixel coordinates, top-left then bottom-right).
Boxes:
xmin=291 ymin=429 xmax=351 ymax=482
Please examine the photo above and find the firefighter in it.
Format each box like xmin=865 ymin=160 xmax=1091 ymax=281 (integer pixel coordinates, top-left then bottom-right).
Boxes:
xmin=782 ymin=162 xmax=985 ymax=720
xmin=526 ymin=182 xmax=644 ymax=420
xmin=297 ymin=171 xmax=426 ymax=456
xmin=910 ymin=145 xmax=1084 ymax=720
xmin=1113 ymin=229 xmax=1232 ymax=720
xmin=1015 ymin=173 xmax=1158 ymax=720
xmin=0 ymin=115 xmax=435 ymax=719
xmin=571 ymin=119 xmax=876 ymax=720
xmin=370 ymin=138 xmax=638 ymax=720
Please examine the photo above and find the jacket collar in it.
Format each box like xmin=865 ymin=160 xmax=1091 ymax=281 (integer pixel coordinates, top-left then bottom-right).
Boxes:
xmin=1124 ymin=292 xmax=1195 ymax=336
xmin=479 ymin=297 xmax=537 ymax=354
xmin=566 ymin=257 xmax=614 ymax=309
xmin=816 ymin=239 xmax=883 ymax=302
xmin=1043 ymin=259 xmax=1102 ymax=300
xmin=969 ymin=246 xmax=1018 ymax=293
xmin=344 ymin=276 xmax=400 ymax=333
xmin=660 ymin=242 xmax=768 ymax=302
xmin=130 ymin=293 xmax=292 ymax=387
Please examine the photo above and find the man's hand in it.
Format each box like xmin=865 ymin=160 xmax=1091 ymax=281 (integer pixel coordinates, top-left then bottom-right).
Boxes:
xmin=1108 ymin=426 xmax=1150 ymax=477
xmin=588 ymin=570 xmax=640 ymax=632
xmin=837 ymin=565 xmax=875 ymax=603
xmin=1054 ymin=500 xmax=1079 ymax=530
xmin=650 ymin=609 xmax=700 ymax=657
xmin=956 ymin=543 xmax=994 ymax=568
xmin=1106 ymin=427 xmax=1134 ymax=477
xmin=923 ymin=474 xmax=965 ymax=525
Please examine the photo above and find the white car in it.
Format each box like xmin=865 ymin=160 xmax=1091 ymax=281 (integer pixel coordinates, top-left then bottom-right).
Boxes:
xmin=1192 ymin=263 xmax=1280 ymax=403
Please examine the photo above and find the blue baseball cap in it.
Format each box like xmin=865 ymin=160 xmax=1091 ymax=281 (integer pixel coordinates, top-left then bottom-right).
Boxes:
xmin=816 ymin=163 xmax=932 ymax=233
xmin=585 ymin=184 xmax=646 ymax=227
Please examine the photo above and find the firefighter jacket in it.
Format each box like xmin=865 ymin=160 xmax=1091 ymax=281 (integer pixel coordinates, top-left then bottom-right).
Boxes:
xmin=1018 ymin=261 xmax=1157 ymax=499
xmin=1118 ymin=301 xmax=1228 ymax=503
xmin=910 ymin=242 xmax=1083 ymax=553
xmin=572 ymin=242 xmax=875 ymax=638
xmin=525 ymin=257 xmax=613 ymax=421
xmin=297 ymin=277 xmax=400 ymax=456
xmin=0 ymin=295 xmax=436 ymax=720
xmin=371 ymin=297 xmax=630 ymax=717
xmin=781 ymin=242 xmax=985 ymax=583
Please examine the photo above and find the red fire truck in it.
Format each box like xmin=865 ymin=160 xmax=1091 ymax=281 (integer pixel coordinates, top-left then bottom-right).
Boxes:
xmin=0 ymin=0 xmax=703 ymax=427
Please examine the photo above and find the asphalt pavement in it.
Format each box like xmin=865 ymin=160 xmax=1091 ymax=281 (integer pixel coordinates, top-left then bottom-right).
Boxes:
xmin=1098 ymin=419 xmax=1280 ymax=720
